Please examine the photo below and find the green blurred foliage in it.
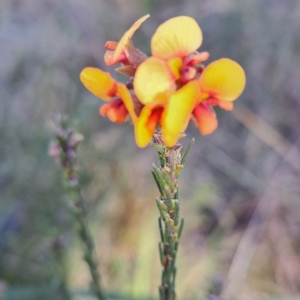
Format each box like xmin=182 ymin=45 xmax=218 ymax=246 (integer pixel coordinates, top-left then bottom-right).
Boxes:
xmin=1 ymin=0 xmax=300 ymax=299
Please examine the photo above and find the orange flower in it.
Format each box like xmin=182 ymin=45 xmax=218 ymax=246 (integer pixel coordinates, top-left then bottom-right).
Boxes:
xmin=133 ymin=16 xmax=246 ymax=147
xmin=80 ymin=15 xmax=151 ymax=125
xmin=80 ymin=67 xmax=136 ymax=124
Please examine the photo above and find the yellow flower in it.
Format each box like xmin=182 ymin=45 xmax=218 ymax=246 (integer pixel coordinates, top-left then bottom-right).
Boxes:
xmin=133 ymin=16 xmax=246 ymax=147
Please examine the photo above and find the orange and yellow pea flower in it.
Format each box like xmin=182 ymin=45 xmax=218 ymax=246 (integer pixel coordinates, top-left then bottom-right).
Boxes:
xmin=133 ymin=16 xmax=246 ymax=147
xmin=80 ymin=14 xmax=246 ymax=148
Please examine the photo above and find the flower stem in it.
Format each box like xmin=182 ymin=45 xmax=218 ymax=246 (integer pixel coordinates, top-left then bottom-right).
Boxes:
xmin=68 ymin=184 xmax=105 ymax=300
xmin=50 ymin=118 xmax=105 ymax=300
xmin=151 ymin=131 xmax=194 ymax=300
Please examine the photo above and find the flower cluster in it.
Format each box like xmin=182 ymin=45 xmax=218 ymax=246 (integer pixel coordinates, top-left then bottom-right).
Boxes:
xmin=80 ymin=15 xmax=246 ymax=147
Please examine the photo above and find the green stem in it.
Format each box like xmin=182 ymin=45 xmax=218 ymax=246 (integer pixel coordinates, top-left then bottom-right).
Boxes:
xmin=67 ymin=183 xmax=105 ymax=300
xmin=51 ymin=120 xmax=105 ymax=300
xmin=151 ymin=130 xmax=194 ymax=300
xmin=52 ymin=238 xmax=72 ymax=300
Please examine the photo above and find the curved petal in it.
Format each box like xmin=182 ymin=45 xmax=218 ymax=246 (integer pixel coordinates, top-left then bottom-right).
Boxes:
xmin=113 ymin=14 xmax=150 ymax=62
xmin=162 ymin=80 xmax=200 ymax=146
xmin=199 ymin=58 xmax=246 ymax=102
xmin=117 ymin=83 xmax=137 ymax=123
xmin=163 ymin=132 xmax=180 ymax=148
xmin=151 ymin=16 xmax=203 ymax=59
xmin=218 ymin=101 xmax=233 ymax=111
xmin=80 ymin=67 xmax=117 ymax=101
xmin=106 ymin=106 xmax=127 ymax=123
xmin=180 ymin=66 xmax=197 ymax=83
xmin=105 ymin=41 xmax=118 ymax=50
xmin=100 ymin=99 xmax=127 ymax=123
xmin=135 ymin=106 xmax=162 ymax=148
xmin=99 ymin=102 xmax=113 ymax=117
xmin=133 ymin=57 xmax=175 ymax=105
xmin=184 ymin=51 xmax=210 ymax=66
xmin=193 ymin=103 xmax=218 ymax=135
xmin=104 ymin=49 xmax=127 ymax=66
xmin=167 ymin=57 xmax=183 ymax=79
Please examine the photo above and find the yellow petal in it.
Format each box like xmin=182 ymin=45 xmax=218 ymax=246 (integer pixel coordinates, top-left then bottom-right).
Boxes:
xmin=193 ymin=104 xmax=218 ymax=135
xmin=135 ymin=106 xmax=161 ymax=148
xmin=167 ymin=57 xmax=183 ymax=79
xmin=80 ymin=67 xmax=117 ymax=101
xmin=151 ymin=16 xmax=203 ymax=59
xmin=162 ymin=80 xmax=200 ymax=146
xmin=113 ymin=14 xmax=150 ymax=62
xmin=117 ymin=83 xmax=137 ymax=123
xmin=199 ymin=58 xmax=246 ymax=102
xmin=163 ymin=132 xmax=180 ymax=148
xmin=133 ymin=57 xmax=175 ymax=105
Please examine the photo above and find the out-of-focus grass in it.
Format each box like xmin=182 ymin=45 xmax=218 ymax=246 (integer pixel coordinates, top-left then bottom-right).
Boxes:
xmin=1 ymin=0 xmax=300 ymax=299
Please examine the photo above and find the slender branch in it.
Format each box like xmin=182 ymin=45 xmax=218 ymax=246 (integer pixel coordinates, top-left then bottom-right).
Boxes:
xmin=68 ymin=185 xmax=105 ymax=300
xmin=49 ymin=118 xmax=105 ymax=300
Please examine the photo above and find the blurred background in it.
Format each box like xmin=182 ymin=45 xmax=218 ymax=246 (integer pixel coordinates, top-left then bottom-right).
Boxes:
xmin=1 ymin=0 xmax=300 ymax=299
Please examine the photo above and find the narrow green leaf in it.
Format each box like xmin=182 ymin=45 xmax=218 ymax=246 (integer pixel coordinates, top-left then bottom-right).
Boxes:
xmin=158 ymin=217 xmax=164 ymax=242
xmin=156 ymin=199 xmax=167 ymax=221
xmin=161 ymin=170 xmax=177 ymax=192
xmin=180 ymin=137 xmax=195 ymax=165
xmin=173 ymin=200 xmax=180 ymax=226
xmin=151 ymin=170 xmax=164 ymax=195
xmin=178 ymin=218 xmax=184 ymax=239
xmin=164 ymin=220 xmax=170 ymax=241
xmin=169 ymin=235 xmax=175 ymax=255
xmin=174 ymin=242 xmax=178 ymax=252
xmin=171 ymin=252 xmax=177 ymax=269
xmin=164 ymin=188 xmax=173 ymax=210
xmin=158 ymin=153 xmax=166 ymax=168
xmin=152 ymin=165 xmax=167 ymax=195
xmin=159 ymin=242 xmax=164 ymax=265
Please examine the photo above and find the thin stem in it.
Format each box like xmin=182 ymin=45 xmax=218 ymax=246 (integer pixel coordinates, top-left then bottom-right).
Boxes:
xmin=50 ymin=119 xmax=105 ymax=300
xmin=68 ymin=184 xmax=105 ymax=300
xmin=51 ymin=238 xmax=72 ymax=300
xmin=151 ymin=130 xmax=194 ymax=300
